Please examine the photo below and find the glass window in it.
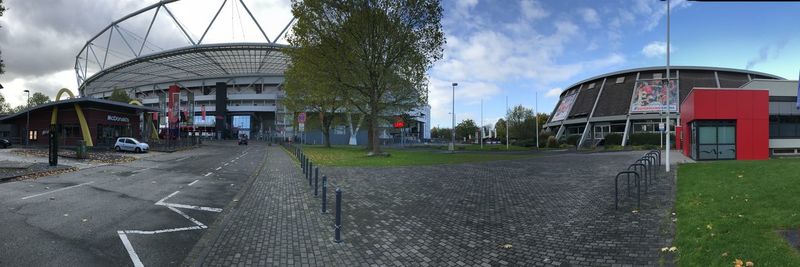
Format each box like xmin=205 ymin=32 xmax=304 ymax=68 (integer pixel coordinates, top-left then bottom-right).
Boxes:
xmin=698 ymin=127 xmax=716 ymax=144
xmin=718 ymin=126 xmax=735 ymax=144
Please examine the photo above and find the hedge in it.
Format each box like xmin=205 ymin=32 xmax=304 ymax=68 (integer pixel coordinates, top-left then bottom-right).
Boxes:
xmin=604 ymin=133 xmax=623 ymax=146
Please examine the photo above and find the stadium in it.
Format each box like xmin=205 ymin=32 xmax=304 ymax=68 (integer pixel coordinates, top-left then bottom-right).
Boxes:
xmin=73 ymin=0 xmax=430 ymax=145
xmin=542 ymin=66 xmax=800 ymax=160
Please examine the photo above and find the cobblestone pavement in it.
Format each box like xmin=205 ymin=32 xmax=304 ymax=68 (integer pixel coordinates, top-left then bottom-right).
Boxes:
xmin=197 ymin=148 xmax=676 ymax=266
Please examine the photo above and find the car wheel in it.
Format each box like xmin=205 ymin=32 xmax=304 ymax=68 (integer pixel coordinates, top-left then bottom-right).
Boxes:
xmin=135 ymin=147 xmax=141 ymax=153
xmin=115 ymin=146 xmax=121 ymax=152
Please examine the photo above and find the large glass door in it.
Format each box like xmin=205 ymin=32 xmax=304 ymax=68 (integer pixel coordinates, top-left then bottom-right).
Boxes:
xmin=694 ymin=121 xmax=736 ymax=160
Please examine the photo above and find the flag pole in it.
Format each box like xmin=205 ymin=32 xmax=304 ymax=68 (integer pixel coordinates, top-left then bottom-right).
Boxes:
xmin=665 ymin=0 xmax=671 ymax=172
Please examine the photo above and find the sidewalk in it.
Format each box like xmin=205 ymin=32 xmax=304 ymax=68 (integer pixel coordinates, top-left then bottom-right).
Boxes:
xmin=193 ymin=146 xmax=360 ymax=266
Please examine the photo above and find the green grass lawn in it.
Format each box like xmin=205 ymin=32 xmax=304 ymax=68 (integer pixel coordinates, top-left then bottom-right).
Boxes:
xmin=676 ymin=159 xmax=800 ymax=266
xmin=294 ymin=145 xmax=536 ymax=167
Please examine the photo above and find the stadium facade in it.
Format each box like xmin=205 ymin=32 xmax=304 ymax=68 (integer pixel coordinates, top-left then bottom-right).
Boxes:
xmin=74 ymin=0 xmax=431 ymax=145
xmin=543 ymin=66 xmax=800 ymax=159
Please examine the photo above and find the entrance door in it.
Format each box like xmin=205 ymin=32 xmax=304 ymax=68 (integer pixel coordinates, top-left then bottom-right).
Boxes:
xmin=695 ymin=121 xmax=736 ymax=160
xmin=593 ymin=124 xmax=610 ymax=140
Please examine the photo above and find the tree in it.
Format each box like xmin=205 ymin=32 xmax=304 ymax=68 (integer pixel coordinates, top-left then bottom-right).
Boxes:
xmin=28 ymin=92 xmax=51 ymax=107
xmin=455 ymin=119 xmax=478 ymax=143
xmin=430 ymin=126 xmax=451 ymax=140
xmin=287 ymin=0 xmax=445 ymax=155
xmin=109 ymin=88 xmax=132 ymax=103
xmin=507 ymin=105 xmax=535 ymax=141
xmin=282 ymin=47 xmax=346 ymax=148
xmin=0 ymin=92 xmax=11 ymax=114
xmin=495 ymin=118 xmax=507 ymax=144
xmin=0 ymin=0 xmax=5 ymax=74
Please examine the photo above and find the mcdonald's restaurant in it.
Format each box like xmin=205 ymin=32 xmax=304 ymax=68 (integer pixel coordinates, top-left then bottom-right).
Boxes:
xmin=0 ymin=97 xmax=158 ymax=148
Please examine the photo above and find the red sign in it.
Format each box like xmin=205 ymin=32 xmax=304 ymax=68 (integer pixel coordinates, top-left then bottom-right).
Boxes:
xmin=201 ymin=105 xmax=206 ymax=120
xmin=393 ymin=121 xmax=405 ymax=128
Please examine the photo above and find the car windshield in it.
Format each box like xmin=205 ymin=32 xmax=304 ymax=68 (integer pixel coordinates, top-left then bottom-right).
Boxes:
xmin=128 ymin=138 xmax=140 ymax=144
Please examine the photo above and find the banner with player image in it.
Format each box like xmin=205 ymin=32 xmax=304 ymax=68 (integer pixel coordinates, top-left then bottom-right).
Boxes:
xmin=551 ymin=92 xmax=578 ymax=122
xmin=630 ymin=79 xmax=679 ymax=113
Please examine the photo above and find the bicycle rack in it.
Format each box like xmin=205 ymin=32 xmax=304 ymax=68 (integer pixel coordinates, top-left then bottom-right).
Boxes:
xmin=615 ymin=171 xmax=641 ymax=210
xmin=628 ymin=163 xmax=648 ymax=194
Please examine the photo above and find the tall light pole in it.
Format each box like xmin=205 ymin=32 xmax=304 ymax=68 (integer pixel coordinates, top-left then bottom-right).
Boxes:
xmin=665 ymin=0 xmax=671 ymax=172
xmin=480 ymin=98 xmax=483 ymax=149
xmin=505 ymin=96 xmax=509 ymax=150
xmin=535 ymin=92 xmax=539 ymax=149
xmin=449 ymin=83 xmax=457 ymax=152
xmin=24 ymin=90 xmax=30 ymax=146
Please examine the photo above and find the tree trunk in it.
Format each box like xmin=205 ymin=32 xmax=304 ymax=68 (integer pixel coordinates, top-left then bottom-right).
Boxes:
xmin=321 ymin=112 xmax=333 ymax=148
xmin=366 ymin=118 xmax=374 ymax=151
xmin=369 ymin=111 xmax=381 ymax=155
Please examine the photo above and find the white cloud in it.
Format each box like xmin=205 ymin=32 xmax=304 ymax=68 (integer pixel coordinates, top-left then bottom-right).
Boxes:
xmin=545 ymin=88 xmax=562 ymax=97
xmin=578 ymin=8 xmax=599 ymax=26
xmin=641 ymin=41 xmax=675 ymax=58
xmin=427 ymin=78 xmax=501 ymax=128
xmin=519 ymin=0 xmax=549 ymax=20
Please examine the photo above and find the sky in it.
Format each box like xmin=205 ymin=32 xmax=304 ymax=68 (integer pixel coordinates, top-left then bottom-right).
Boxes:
xmin=1 ymin=0 xmax=800 ymax=129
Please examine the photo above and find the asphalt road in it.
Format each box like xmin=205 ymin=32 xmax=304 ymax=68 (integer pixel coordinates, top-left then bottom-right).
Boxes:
xmin=0 ymin=140 xmax=266 ymax=266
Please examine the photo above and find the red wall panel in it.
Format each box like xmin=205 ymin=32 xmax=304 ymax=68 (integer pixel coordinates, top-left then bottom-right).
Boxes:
xmin=679 ymin=88 xmax=769 ymax=160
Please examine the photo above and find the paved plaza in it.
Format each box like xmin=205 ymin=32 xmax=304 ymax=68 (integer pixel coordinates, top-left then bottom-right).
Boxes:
xmin=193 ymin=147 xmax=677 ymax=266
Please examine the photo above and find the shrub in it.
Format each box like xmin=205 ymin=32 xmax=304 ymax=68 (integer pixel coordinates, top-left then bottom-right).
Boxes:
xmin=513 ymin=139 xmax=537 ymax=147
xmin=538 ymin=132 xmax=553 ymax=147
xmin=604 ymin=133 xmax=623 ymax=146
xmin=565 ymin=134 xmax=581 ymax=146
xmin=629 ymin=133 xmax=660 ymax=146
xmin=547 ymin=136 xmax=559 ymax=148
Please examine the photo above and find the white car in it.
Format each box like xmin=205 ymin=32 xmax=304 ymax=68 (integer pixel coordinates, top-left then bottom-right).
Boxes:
xmin=114 ymin=137 xmax=149 ymax=153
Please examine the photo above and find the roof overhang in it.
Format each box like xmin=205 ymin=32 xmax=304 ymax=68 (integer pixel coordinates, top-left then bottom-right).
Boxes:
xmin=0 ymin=98 xmax=159 ymax=122
xmin=79 ymin=43 xmax=291 ymax=96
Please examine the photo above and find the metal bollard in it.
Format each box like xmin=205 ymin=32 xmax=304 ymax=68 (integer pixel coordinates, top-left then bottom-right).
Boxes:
xmin=309 ymin=162 xmax=314 ymax=183
xmin=314 ymin=173 xmax=319 ymax=196
xmin=312 ymin=167 xmax=318 ymax=187
xmin=321 ymin=176 xmax=328 ymax=214
xmin=301 ymin=154 xmax=306 ymax=173
xmin=334 ymin=188 xmax=342 ymax=243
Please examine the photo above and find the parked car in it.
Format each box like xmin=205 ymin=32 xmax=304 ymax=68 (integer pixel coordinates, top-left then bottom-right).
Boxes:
xmin=238 ymin=137 xmax=248 ymax=146
xmin=115 ymin=137 xmax=149 ymax=153
xmin=0 ymin=139 xmax=10 ymax=148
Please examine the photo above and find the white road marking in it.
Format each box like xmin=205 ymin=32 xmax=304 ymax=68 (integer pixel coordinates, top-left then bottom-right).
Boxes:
xmin=21 ymin=181 xmax=95 ymax=200
xmin=133 ymin=167 xmax=151 ymax=173
xmin=215 ymin=167 xmax=222 ymax=170
xmin=158 ymin=203 xmax=223 ymax=213
xmin=168 ymin=206 xmax=205 ymax=227
xmin=204 ymin=172 xmax=213 ymax=177
xmin=118 ymin=232 xmax=144 ymax=267
xmin=229 ymin=159 xmax=235 ymax=163
xmin=117 ymin=190 xmax=223 ymax=266
xmin=155 ymin=191 xmax=179 ymax=205
xmin=188 ymin=180 xmax=199 ymax=186
xmin=175 ymin=156 xmax=190 ymax=162
xmin=223 ymin=163 xmax=229 ymax=166
xmin=122 ymin=226 xmax=204 ymax=235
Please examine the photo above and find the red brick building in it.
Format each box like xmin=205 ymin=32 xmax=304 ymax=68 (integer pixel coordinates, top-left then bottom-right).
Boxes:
xmin=0 ymin=98 xmax=158 ymax=147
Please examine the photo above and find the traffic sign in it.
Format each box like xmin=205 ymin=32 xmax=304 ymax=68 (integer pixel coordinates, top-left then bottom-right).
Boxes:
xmin=298 ymin=112 xmax=306 ymax=123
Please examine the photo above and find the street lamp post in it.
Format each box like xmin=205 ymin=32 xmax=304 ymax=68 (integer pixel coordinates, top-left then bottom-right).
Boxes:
xmin=449 ymin=83 xmax=457 ymax=152
xmin=24 ymin=90 xmax=30 ymax=146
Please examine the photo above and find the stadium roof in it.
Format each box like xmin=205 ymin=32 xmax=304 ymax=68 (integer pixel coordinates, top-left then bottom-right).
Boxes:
xmin=557 ymin=66 xmax=786 ymax=97
xmin=79 ymin=43 xmax=290 ymax=96
xmin=74 ymin=0 xmax=295 ymax=96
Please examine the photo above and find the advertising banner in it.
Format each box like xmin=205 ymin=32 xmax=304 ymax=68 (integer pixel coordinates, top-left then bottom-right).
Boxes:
xmin=187 ymin=90 xmax=195 ymax=125
xmin=630 ymin=79 xmax=679 ymax=113
xmin=551 ymin=92 xmax=578 ymax=122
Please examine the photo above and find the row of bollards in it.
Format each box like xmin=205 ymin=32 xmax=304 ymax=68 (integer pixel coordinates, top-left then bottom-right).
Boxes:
xmin=289 ymin=144 xmax=343 ymax=243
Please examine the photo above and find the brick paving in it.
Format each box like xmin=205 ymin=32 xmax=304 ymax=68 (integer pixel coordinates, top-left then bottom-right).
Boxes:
xmin=197 ymin=147 xmax=676 ymax=266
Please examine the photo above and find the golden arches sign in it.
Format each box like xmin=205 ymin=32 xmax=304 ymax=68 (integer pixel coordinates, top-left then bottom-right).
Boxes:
xmin=50 ymin=88 xmax=94 ymax=147
xmin=128 ymin=100 xmax=159 ymax=140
